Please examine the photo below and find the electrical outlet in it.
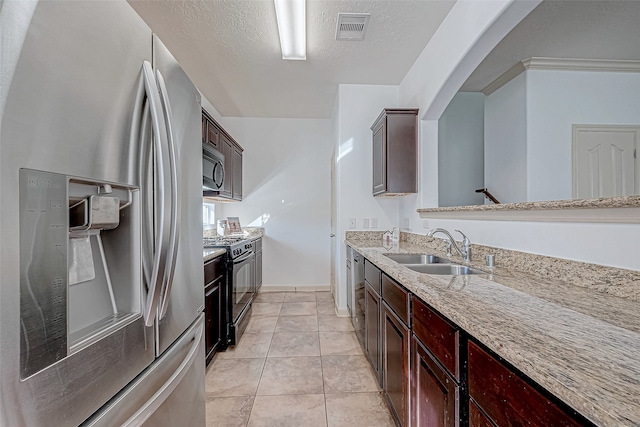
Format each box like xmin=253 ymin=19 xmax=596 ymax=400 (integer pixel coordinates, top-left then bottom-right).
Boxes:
xmin=422 ymin=219 xmax=430 ymax=229
xmin=349 ymin=218 xmax=356 ymax=229
xmin=362 ymin=218 xmax=370 ymax=229
xmin=371 ymin=217 xmax=378 ymax=229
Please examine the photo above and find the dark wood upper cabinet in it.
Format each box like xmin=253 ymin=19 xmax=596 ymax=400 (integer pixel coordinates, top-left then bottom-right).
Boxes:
xmin=202 ymin=114 xmax=207 ymax=145
xmin=202 ymin=108 xmax=243 ymax=201
xmin=370 ymin=108 xmax=418 ymax=197
xmin=207 ymin=120 xmax=219 ymax=149
xmin=232 ymin=145 xmax=243 ymax=201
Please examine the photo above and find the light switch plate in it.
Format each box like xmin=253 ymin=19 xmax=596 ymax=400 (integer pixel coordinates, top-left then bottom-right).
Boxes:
xmin=371 ymin=217 xmax=378 ymax=229
xmin=422 ymin=219 xmax=430 ymax=229
xmin=348 ymin=218 xmax=356 ymax=229
xmin=362 ymin=218 xmax=370 ymax=229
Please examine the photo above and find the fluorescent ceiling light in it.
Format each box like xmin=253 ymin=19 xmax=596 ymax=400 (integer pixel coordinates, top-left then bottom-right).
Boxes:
xmin=274 ymin=0 xmax=306 ymax=60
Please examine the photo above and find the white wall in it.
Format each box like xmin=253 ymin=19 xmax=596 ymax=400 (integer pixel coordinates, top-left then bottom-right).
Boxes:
xmin=395 ymin=0 xmax=640 ymax=272
xmin=438 ymin=92 xmax=485 ymax=207
xmin=484 ymin=72 xmax=527 ymax=203
xmin=398 ymin=0 xmax=540 ymax=244
xmin=333 ymin=84 xmax=400 ymax=310
xmin=482 ymin=69 xmax=640 ymax=202
xmin=217 ymin=117 xmax=333 ymax=289
xmin=527 ymin=69 xmax=640 ymax=201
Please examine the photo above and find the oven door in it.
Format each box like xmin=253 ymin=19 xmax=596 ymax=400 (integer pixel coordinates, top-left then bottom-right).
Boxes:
xmin=231 ymin=252 xmax=255 ymax=323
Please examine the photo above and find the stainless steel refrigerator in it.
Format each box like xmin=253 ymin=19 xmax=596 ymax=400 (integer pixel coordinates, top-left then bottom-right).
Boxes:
xmin=0 ymin=1 xmax=205 ymax=425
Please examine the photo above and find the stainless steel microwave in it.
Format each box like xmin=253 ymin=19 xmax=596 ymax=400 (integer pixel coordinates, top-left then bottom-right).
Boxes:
xmin=202 ymin=143 xmax=224 ymax=192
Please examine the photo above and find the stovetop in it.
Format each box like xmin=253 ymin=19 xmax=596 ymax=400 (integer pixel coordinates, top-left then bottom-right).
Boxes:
xmin=203 ymin=235 xmax=253 ymax=260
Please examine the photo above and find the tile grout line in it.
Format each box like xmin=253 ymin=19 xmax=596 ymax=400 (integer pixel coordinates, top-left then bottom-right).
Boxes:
xmin=245 ymin=304 xmax=277 ymax=427
xmin=316 ymin=296 xmax=330 ymax=427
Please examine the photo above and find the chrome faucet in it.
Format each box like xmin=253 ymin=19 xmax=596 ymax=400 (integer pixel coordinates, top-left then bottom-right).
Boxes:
xmin=427 ymin=228 xmax=472 ymax=262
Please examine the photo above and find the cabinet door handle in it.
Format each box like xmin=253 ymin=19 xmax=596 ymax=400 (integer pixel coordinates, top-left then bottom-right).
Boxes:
xmin=330 ymin=233 xmax=336 ymax=237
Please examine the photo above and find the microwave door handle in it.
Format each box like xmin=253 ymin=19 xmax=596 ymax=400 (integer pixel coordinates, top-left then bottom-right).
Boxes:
xmin=121 ymin=322 xmax=204 ymax=427
xmin=155 ymin=70 xmax=180 ymax=319
xmin=213 ymin=161 xmax=224 ymax=189
xmin=141 ymin=61 xmax=172 ymax=327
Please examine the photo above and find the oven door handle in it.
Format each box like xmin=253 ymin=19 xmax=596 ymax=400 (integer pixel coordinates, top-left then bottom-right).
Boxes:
xmin=233 ymin=251 xmax=254 ymax=264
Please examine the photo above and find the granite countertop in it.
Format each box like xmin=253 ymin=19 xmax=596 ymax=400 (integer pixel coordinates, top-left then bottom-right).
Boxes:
xmin=417 ymin=194 xmax=640 ymax=213
xmin=203 ymin=227 xmax=264 ymax=262
xmin=346 ymin=238 xmax=640 ymax=427
xmin=203 ymin=248 xmax=226 ymax=262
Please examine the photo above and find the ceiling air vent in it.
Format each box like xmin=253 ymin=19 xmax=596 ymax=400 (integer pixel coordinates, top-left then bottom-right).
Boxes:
xmin=336 ymin=13 xmax=370 ymax=41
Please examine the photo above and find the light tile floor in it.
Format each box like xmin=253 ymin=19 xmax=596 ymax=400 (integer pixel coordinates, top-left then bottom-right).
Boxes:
xmin=205 ymin=291 xmax=396 ymax=427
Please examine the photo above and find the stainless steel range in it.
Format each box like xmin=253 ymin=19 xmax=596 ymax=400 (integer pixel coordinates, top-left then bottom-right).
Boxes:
xmin=204 ymin=236 xmax=255 ymax=345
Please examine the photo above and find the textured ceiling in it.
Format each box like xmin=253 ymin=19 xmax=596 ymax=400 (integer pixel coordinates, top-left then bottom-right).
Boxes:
xmin=128 ymin=0 xmax=455 ymax=118
xmin=461 ymin=0 xmax=640 ymax=92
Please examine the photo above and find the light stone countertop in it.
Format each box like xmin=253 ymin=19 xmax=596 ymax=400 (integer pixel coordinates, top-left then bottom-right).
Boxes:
xmin=202 ymin=227 xmax=264 ymax=262
xmin=417 ymin=194 xmax=640 ymax=213
xmin=203 ymin=248 xmax=226 ymax=263
xmin=346 ymin=238 xmax=640 ymax=427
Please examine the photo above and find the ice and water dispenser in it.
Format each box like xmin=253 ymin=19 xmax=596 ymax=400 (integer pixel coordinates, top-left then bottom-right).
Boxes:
xmin=19 ymin=169 xmax=141 ymax=378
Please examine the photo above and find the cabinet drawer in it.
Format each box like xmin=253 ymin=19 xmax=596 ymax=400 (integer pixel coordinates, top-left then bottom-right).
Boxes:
xmin=364 ymin=259 xmax=381 ymax=294
xmin=468 ymin=341 xmax=585 ymax=427
xmin=381 ymin=274 xmax=409 ymax=326
xmin=204 ymin=256 xmax=225 ymax=286
xmin=412 ymin=297 xmax=460 ymax=380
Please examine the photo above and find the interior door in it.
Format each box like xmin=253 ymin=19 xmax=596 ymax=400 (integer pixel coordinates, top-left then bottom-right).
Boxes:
xmin=572 ymin=125 xmax=639 ymax=198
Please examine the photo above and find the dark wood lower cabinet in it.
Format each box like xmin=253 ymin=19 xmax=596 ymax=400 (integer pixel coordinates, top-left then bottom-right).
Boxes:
xmin=412 ymin=336 xmax=459 ymax=427
xmin=204 ymin=281 xmax=221 ymax=365
xmin=365 ymin=281 xmax=382 ymax=386
xmin=468 ymin=340 xmax=587 ymax=427
xmin=204 ymin=255 xmax=226 ymax=366
xmin=348 ymin=251 xmax=596 ymax=427
xmin=382 ymin=302 xmax=410 ymax=427
xmin=469 ymin=400 xmax=496 ymax=427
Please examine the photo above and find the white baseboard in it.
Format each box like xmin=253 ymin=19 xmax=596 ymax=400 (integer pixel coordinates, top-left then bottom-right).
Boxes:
xmin=335 ymin=307 xmax=350 ymax=318
xmin=259 ymin=284 xmax=331 ymax=292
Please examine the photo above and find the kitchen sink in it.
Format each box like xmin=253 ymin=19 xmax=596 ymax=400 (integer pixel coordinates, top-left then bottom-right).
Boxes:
xmin=406 ymin=264 xmax=484 ymax=275
xmin=384 ymin=253 xmax=449 ymax=264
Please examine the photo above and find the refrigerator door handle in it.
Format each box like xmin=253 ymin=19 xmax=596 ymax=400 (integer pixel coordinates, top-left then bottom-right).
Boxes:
xmin=155 ymin=70 xmax=180 ymax=320
xmin=121 ymin=322 xmax=204 ymax=427
xmin=140 ymin=61 xmax=172 ymax=327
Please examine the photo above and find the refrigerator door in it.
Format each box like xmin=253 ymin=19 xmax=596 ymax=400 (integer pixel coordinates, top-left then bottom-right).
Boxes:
xmin=1 ymin=2 xmax=155 ymax=426
xmin=82 ymin=314 xmax=206 ymax=427
xmin=152 ymin=35 xmax=204 ymax=356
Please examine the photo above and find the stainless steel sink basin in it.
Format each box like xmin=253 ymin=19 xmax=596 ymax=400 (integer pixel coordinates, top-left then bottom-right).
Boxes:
xmin=384 ymin=253 xmax=449 ymax=264
xmin=406 ymin=264 xmax=484 ymax=275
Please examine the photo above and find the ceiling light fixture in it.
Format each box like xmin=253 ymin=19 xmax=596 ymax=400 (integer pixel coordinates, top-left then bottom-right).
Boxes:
xmin=274 ymin=0 xmax=306 ymax=60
